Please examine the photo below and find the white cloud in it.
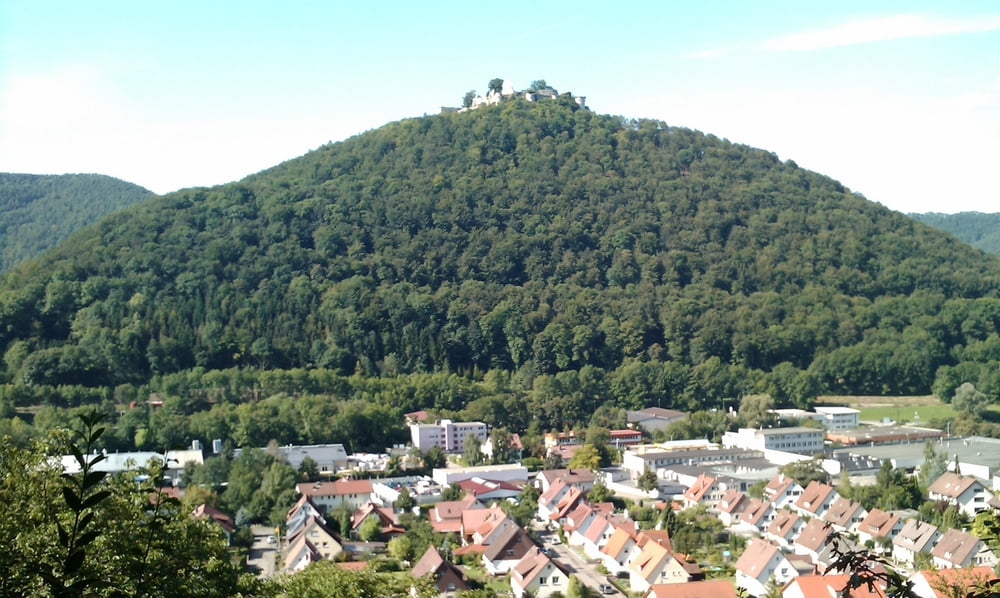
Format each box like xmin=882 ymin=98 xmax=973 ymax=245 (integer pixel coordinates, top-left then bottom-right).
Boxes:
xmin=766 ymin=13 xmax=1000 ymax=52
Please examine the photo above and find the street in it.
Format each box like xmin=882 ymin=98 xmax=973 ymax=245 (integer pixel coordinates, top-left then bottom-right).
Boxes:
xmin=539 ymin=531 xmax=618 ymax=595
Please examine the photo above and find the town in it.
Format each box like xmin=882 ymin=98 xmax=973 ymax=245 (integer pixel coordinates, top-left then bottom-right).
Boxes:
xmin=69 ymin=402 xmax=1000 ymax=598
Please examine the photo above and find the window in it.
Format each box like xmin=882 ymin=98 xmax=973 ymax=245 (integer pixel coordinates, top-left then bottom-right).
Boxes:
xmin=539 ymin=577 xmax=547 ymax=585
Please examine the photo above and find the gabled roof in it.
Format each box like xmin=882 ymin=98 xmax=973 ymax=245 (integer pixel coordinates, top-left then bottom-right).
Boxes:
xmin=786 ymin=573 xmax=887 ymax=598
xmin=739 ymin=498 xmax=774 ymax=526
xmin=735 ymin=538 xmax=780 ymax=578
xmin=822 ymin=496 xmax=865 ymax=528
xmin=602 ymin=528 xmax=637 ymax=559
xmin=297 ymin=478 xmax=373 ymax=499
xmin=483 ymin=525 xmax=535 ymax=562
xmin=928 ymin=471 xmax=983 ymax=499
xmin=764 ymin=474 xmax=798 ymax=500
xmin=794 ymin=481 xmax=836 ymax=515
xmin=538 ymin=477 xmax=569 ymax=507
xmin=931 ymin=528 xmax=985 ymax=566
xmin=286 ymin=494 xmax=323 ymax=521
xmin=457 ymin=477 xmax=522 ymax=498
xmin=412 ymin=545 xmax=446 ymax=578
xmin=549 ymin=486 xmax=584 ymax=520
xmin=283 ymin=535 xmax=321 ymax=571
xmin=512 ymin=546 xmax=566 ymax=588
xmin=286 ymin=514 xmax=341 ymax=548
xmin=766 ymin=509 xmax=800 ymax=540
xmin=893 ymin=519 xmax=939 ymax=552
xmin=683 ymin=473 xmax=717 ymax=503
xmin=351 ymin=501 xmax=398 ymax=530
xmin=857 ymin=508 xmax=900 ymax=539
xmin=564 ymin=503 xmax=598 ymax=533
xmin=638 ymin=530 xmax=674 ymax=552
xmin=632 ymin=538 xmax=672 ymax=581
xmin=910 ymin=567 xmax=998 ymax=598
xmin=715 ymin=489 xmax=746 ymax=514
xmin=191 ymin=503 xmax=235 ymax=534
xmin=795 ymin=518 xmax=834 ymax=554
xmin=583 ymin=513 xmax=612 ymax=544
xmin=539 ymin=468 xmax=596 ymax=488
xmin=645 ymin=580 xmax=737 ymax=598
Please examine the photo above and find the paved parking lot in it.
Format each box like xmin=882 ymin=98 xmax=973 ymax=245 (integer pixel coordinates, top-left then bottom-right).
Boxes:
xmin=246 ymin=524 xmax=279 ymax=578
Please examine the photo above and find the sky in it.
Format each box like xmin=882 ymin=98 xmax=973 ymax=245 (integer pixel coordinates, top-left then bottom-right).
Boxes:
xmin=1 ymin=1 xmax=998 ymax=214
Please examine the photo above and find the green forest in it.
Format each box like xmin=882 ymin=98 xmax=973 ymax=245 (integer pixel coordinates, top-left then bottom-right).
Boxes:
xmin=910 ymin=212 xmax=1000 ymax=256
xmin=3 ymin=97 xmax=1000 ymax=452
xmin=0 ymin=173 xmax=154 ymax=272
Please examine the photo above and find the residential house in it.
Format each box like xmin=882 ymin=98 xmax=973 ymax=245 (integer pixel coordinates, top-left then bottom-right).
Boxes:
xmin=481 ymin=432 xmax=523 ymax=462
xmin=736 ymin=498 xmax=776 ymax=534
xmin=765 ymin=509 xmax=803 ymax=547
xmin=430 ymin=495 xmax=481 ymax=534
xmin=820 ymin=496 xmax=867 ymax=533
xmin=536 ymin=468 xmax=596 ymax=494
xmin=283 ymin=535 xmax=321 ymax=572
xmin=927 ymin=471 xmax=994 ymax=518
xmin=580 ymin=512 xmax=625 ymax=561
xmin=510 ymin=547 xmax=570 ymax=598
xmin=411 ymin=545 xmax=469 ymax=596
xmin=856 ymin=509 xmax=903 ymax=552
xmin=630 ymin=535 xmax=700 ymax=593
xmin=460 ymin=506 xmax=509 ymax=546
xmin=296 ymin=479 xmax=374 ymax=512
xmin=792 ymin=481 xmax=838 ymax=519
xmin=626 ymin=407 xmax=687 ymax=433
xmin=644 ymin=580 xmax=738 ymax=598
xmin=482 ymin=525 xmax=537 ymax=575
xmin=892 ymin=519 xmax=941 ymax=568
xmin=782 ymin=573 xmax=887 ymax=598
xmin=601 ymin=528 xmax=641 ymax=577
xmin=285 ymin=515 xmax=343 ymax=561
xmin=191 ymin=503 xmax=235 ymax=544
xmin=269 ymin=444 xmax=348 ymax=476
xmin=909 ymin=567 xmax=999 ymax=598
xmin=351 ymin=501 xmax=404 ymax=540
xmin=714 ymin=489 xmax=747 ymax=527
xmin=763 ymin=474 xmax=804 ymax=509
xmin=681 ymin=473 xmax=720 ymax=510
xmin=548 ymin=485 xmax=585 ymax=527
xmin=793 ymin=517 xmax=835 ymax=564
xmin=735 ymin=538 xmax=799 ymax=598
xmin=564 ymin=502 xmax=611 ymax=547
xmin=931 ymin=528 xmax=998 ymax=569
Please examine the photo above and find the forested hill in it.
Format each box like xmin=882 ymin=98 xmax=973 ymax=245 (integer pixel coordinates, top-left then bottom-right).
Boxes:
xmin=3 ymin=97 xmax=1000 ymax=411
xmin=910 ymin=212 xmax=1000 ymax=256
xmin=0 ymin=173 xmax=154 ymax=272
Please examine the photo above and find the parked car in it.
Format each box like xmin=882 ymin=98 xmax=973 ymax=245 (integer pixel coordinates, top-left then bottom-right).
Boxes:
xmin=599 ymin=584 xmax=615 ymax=595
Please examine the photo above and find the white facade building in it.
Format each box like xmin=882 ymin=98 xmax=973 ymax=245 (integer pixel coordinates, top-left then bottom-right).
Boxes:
xmin=410 ymin=419 xmax=488 ymax=454
xmin=814 ymin=407 xmax=861 ymax=431
xmin=722 ymin=427 xmax=824 ymax=455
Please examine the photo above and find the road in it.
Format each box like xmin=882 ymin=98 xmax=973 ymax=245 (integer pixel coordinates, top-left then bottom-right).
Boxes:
xmin=247 ymin=524 xmax=279 ymax=579
xmin=539 ymin=531 xmax=617 ymax=595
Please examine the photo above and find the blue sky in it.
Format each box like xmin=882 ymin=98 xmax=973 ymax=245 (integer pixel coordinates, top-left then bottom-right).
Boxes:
xmin=1 ymin=1 xmax=998 ymax=213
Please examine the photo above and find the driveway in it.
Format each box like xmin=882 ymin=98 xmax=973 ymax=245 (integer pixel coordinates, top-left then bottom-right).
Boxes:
xmin=247 ymin=524 xmax=279 ymax=578
xmin=540 ymin=532 xmax=617 ymax=594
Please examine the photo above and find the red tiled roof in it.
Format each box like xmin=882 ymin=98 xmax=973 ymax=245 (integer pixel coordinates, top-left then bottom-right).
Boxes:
xmin=645 ymin=580 xmax=737 ymax=598
xmin=297 ymin=478 xmax=373 ymax=498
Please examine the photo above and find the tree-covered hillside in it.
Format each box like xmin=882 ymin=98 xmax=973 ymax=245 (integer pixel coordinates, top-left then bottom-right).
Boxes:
xmin=910 ymin=212 xmax=1000 ymax=256
xmin=0 ymin=173 xmax=154 ymax=271
xmin=3 ymin=97 xmax=1000 ymax=417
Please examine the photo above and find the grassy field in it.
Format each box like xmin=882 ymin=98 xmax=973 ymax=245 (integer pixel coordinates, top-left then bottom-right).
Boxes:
xmin=857 ymin=403 xmax=955 ymax=425
xmin=816 ymin=395 xmax=954 ymax=425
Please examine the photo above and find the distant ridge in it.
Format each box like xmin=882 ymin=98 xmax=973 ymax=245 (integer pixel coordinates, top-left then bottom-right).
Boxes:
xmin=910 ymin=212 xmax=1000 ymax=256
xmin=0 ymin=173 xmax=154 ymax=271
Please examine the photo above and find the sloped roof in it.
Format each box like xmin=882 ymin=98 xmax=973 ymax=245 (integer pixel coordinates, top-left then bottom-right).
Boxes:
xmin=857 ymin=508 xmax=900 ymax=539
xmin=550 ymin=486 xmax=584 ymax=520
xmin=539 ymin=468 xmax=596 ymax=488
xmin=191 ymin=503 xmax=235 ymax=534
xmin=786 ymin=574 xmax=887 ymax=598
xmin=297 ymin=478 xmax=373 ymax=498
xmin=739 ymin=498 xmax=773 ymax=526
xmin=483 ymin=525 xmax=535 ymax=562
xmin=632 ymin=538 xmax=672 ymax=581
xmin=893 ymin=519 xmax=939 ymax=552
xmin=683 ymin=473 xmax=717 ymax=503
xmin=512 ymin=546 xmax=566 ymax=588
xmin=627 ymin=407 xmax=686 ymax=422
xmin=766 ymin=509 xmax=801 ymax=540
xmin=928 ymin=471 xmax=983 ymax=499
xmin=283 ymin=535 xmax=320 ymax=571
xmin=538 ymin=477 xmax=568 ymax=507
xmin=715 ymin=489 xmax=746 ymax=514
xmin=795 ymin=481 xmax=836 ymax=515
xmin=795 ymin=518 xmax=834 ymax=554
xmin=645 ymin=580 xmax=737 ymax=598
xmin=931 ymin=528 xmax=985 ymax=566
xmin=602 ymin=528 xmax=636 ymax=559
xmin=735 ymin=538 xmax=780 ymax=578
xmin=822 ymin=496 xmax=865 ymax=528
xmin=583 ymin=513 xmax=612 ymax=544
xmin=910 ymin=567 xmax=998 ymax=598
xmin=764 ymin=474 xmax=798 ymax=499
